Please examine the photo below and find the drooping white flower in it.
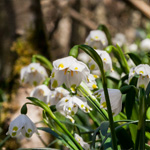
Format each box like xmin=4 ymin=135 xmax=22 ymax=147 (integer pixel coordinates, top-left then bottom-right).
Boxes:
xmin=78 ymin=52 xmax=91 ymax=64
xmin=94 ymin=89 xmax=122 ymax=116
xmin=86 ymin=74 xmax=99 ymax=90
xmin=75 ymin=133 xmax=90 ymax=150
xmin=112 ymin=33 xmax=126 ymax=47
xmin=56 ymin=95 xmax=92 ymax=123
xmin=30 ymin=84 xmax=52 ymax=105
xmin=140 ymin=38 xmax=150 ymax=51
xmin=85 ymin=30 xmax=108 ymax=49
xmin=88 ymin=50 xmax=113 ymax=75
xmin=51 ymin=56 xmax=90 ymax=92
xmin=128 ymin=64 xmax=150 ymax=89
xmin=20 ymin=63 xmax=48 ymax=86
xmin=50 ymin=87 xmax=70 ymax=106
xmin=6 ymin=114 xmax=37 ymax=138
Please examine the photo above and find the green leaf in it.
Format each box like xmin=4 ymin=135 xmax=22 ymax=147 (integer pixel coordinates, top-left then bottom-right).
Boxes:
xmin=120 ymin=85 xmax=135 ymax=94
xmin=27 ymin=97 xmax=56 ymax=119
xmin=60 ymin=120 xmax=91 ymax=132
xmin=105 ymin=45 xmax=129 ymax=74
xmin=38 ymin=127 xmax=61 ymax=139
xmin=21 ymin=103 xmax=28 ymax=114
xmin=92 ymin=121 xmax=109 ymax=149
xmin=38 ymin=127 xmax=77 ymax=150
xmin=125 ymin=87 xmax=136 ymax=119
xmin=146 ymin=107 xmax=150 ymax=120
xmin=146 ymin=82 xmax=150 ymax=96
xmin=17 ymin=148 xmax=58 ymax=150
xmin=130 ymin=76 xmax=138 ymax=86
xmin=69 ymin=45 xmax=79 ymax=58
xmin=106 ymin=76 xmax=119 ymax=84
xmin=127 ymin=53 xmax=142 ymax=66
xmin=100 ymin=121 xmax=109 ymax=136
xmin=97 ymin=24 xmax=112 ymax=45
xmin=32 ymin=55 xmax=53 ymax=71
xmin=92 ymin=126 xmax=102 ymax=149
xmin=0 ymin=135 xmax=10 ymax=148
xmin=96 ymin=78 xmax=103 ymax=90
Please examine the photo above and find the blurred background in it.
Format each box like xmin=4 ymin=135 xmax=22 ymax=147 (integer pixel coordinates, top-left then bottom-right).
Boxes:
xmin=0 ymin=0 xmax=150 ymax=149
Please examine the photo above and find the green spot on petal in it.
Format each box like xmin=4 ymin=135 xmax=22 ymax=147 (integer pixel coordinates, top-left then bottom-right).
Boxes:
xmin=90 ymin=64 xmax=95 ymax=70
xmin=71 ymin=111 xmax=75 ymax=116
xmin=52 ymin=80 xmax=58 ymax=88
xmin=28 ymin=128 xmax=32 ymax=133
xmin=25 ymin=132 xmax=30 ymax=138
xmin=12 ymin=132 xmax=17 ymax=137
xmin=51 ymin=72 xmax=55 ymax=78
xmin=101 ymin=102 xmax=106 ymax=108
xmin=13 ymin=126 xmax=18 ymax=131
xmin=71 ymin=84 xmax=76 ymax=93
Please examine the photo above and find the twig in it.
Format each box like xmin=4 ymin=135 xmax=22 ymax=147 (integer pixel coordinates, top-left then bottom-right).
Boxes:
xmin=68 ymin=7 xmax=97 ymax=30
xmin=127 ymin=0 xmax=150 ymax=19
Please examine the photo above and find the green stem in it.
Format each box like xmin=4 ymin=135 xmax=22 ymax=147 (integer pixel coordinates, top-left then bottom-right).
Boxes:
xmin=43 ymin=105 xmax=83 ymax=150
xmin=105 ymin=45 xmax=130 ymax=74
xmin=42 ymin=111 xmax=78 ymax=150
xmin=135 ymin=89 xmax=146 ymax=150
xmin=43 ymin=77 xmax=51 ymax=86
xmin=54 ymin=118 xmax=83 ymax=150
xmin=88 ymin=112 xmax=100 ymax=127
xmin=97 ymin=24 xmax=112 ymax=45
xmin=0 ymin=135 xmax=10 ymax=147
xmin=102 ymin=80 xmax=118 ymax=150
xmin=27 ymin=97 xmax=82 ymax=150
xmin=78 ymin=45 xmax=118 ymax=150
xmin=32 ymin=54 xmax=53 ymax=71
xmin=78 ymin=84 xmax=108 ymax=121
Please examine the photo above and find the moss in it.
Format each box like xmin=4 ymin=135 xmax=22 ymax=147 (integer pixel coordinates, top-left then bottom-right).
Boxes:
xmin=11 ymin=38 xmax=38 ymax=76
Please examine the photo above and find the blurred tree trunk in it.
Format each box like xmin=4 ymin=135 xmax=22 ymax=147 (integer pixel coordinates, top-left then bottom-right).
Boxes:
xmin=28 ymin=0 xmax=51 ymax=59
xmin=70 ymin=0 xmax=83 ymax=47
xmin=0 ymin=0 xmax=16 ymax=88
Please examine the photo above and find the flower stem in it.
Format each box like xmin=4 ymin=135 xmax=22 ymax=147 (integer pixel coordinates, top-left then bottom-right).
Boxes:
xmin=53 ymin=118 xmax=83 ymax=150
xmin=78 ymin=83 xmax=108 ymax=121
xmin=27 ymin=97 xmax=82 ymax=150
xmin=135 ymin=88 xmax=146 ymax=150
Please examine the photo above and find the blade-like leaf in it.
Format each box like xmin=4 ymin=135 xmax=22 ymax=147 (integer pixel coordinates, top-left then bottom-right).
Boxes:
xmin=100 ymin=121 xmax=109 ymax=136
xmin=127 ymin=52 xmax=142 ymax=66
xmin=125 ymin=87 xmax=136 ymax=119
xmin=38 ymin=127 xmax=61 ymax=139
xmin=97 ymin=24 xmax=112 ymax=45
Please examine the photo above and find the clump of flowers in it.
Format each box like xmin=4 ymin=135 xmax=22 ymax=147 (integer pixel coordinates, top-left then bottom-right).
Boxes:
xmin=5 ymin=25 xmax=150 ymax=150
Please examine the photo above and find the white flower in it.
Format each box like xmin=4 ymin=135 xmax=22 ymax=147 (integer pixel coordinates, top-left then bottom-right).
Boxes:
xmin=128 ymin=43 xmax=138 ymax=52
xmin=51 ymin=56 xmax=90 ymax=92
xmin=140 ymin=38 xmax=150 ymax=51
xmin=88 ymin=50 xmax=113 ymax=75
xmin=50 ymin=87 xmax=70 ymax=106
xmin=56 ymin=95 xmax=92 ymax=123
xmin=20 ymin=63 xmax=48 ymax=86
xmin=85 ymin=30 xmax=108 ymax=49
xmin=128 ymin=64 xmax=150 ymax=89
xmin=30 ymin=84 xmax=52 ymax=105
xmin=113 ymin=33 xmax=126 ymax=47
xmin=94 ymin=89 xmax=122 ymax=116
xmin=78 ymin=52 xmax=91 ymax=64
xmin=6 ymin=114 xmax=37 ymax=138
xmin=75 ymin=133 xmax=90 ymax=150
xmin=86 ymin=74 xmax=99 ymax=90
